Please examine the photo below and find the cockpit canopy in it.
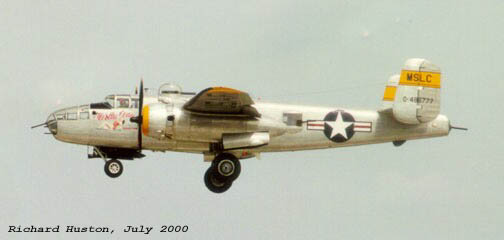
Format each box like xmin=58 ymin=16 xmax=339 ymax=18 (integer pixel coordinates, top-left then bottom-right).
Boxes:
xmin=90 ymin=95 xmax=139 ymax=109
xmin=159 ymin=83 xmax=183 ymax=96
xmin=90 ymin=83 xmax=194 ymax=109
xmin=158 ymin=83 xmax=183 ymax=103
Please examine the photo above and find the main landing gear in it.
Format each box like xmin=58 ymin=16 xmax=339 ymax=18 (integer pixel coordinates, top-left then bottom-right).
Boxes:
xmin=204 ymin=153 xmax=241 ymax=193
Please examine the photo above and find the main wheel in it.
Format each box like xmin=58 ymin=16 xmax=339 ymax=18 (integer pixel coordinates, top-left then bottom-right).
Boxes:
xmin=213 ymin=153 xmax=241 ymax=181
xmin=204 ymin=167 xmax=232 ymax=193
xmin=104 ymin=159 xmax=123 ymax=178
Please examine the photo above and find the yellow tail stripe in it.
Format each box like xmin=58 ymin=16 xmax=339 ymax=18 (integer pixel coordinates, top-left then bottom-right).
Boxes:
xmin=382 ymin=86 xmax=397 ymax=101
xmin=399 ymin=70 xmax=441 ymax=88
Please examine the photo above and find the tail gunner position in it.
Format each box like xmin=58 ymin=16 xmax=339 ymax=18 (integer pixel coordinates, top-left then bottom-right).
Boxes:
xmin=32 ymin=59 xmax=466 ymax=193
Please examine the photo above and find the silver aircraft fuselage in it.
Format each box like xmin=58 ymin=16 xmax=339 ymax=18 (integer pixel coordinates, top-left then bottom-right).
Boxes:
xmin=37 ymin=58 xmax=462 ymax=193
xmin=49 ymin=94 xmax=450 ymax=160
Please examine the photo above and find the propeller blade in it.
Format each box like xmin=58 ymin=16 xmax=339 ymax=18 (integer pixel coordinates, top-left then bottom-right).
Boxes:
xmin=129 ymin=80 xmax=144 ymax=150
xmin=138 ymin=79 xmax=144 ymax=150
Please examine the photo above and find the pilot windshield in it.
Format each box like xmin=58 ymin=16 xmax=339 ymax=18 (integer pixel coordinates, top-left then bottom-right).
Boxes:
xmin=105 ymin=96 xmax=114 ymax=108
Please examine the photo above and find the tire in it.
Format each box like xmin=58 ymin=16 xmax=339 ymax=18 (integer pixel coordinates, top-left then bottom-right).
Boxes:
xmin=204 ymin=167 xmax=232 ymax=193
xmin=213 ymin=153 xmax=241 ymax=181
xmin=104 ymin=159 xmax=123 ymax=178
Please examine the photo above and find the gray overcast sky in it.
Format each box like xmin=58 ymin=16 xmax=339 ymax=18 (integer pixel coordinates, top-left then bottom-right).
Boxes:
xmin=1 ymin=1 xmax=503 ymax=239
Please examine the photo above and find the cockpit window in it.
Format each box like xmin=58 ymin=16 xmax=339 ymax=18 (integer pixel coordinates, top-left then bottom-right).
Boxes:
xmin=105 ymin=96 xmax=115 ymax=108
xmin=131 ymin=99 xmax=139 ymax=109
xmin=56 ymin=113 xmax=65 ymax=120
xmin=116 ymin=97 xmax=130 ymax=108
xmin=90 ymin=102 xmax=112 ymax=109
xmin=90 ymin=95 xmax=138 ymax=109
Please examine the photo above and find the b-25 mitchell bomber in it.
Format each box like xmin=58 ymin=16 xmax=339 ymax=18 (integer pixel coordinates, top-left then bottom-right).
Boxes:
xmin=32 ymin=58 xmax=466 ymax=193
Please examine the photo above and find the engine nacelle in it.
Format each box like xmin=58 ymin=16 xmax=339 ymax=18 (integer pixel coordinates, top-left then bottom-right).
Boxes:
xmin=142 ymin=103 xmax=174 ymax=139
xmin=391 ymin=58 xmax=442 ymax=125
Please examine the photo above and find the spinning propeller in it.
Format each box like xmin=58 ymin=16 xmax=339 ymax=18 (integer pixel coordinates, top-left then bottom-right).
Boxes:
xmin=130 ymin=80 xmax=144 ymax=151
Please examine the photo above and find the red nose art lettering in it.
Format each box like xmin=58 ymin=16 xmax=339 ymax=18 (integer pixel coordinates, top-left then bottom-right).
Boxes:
xmin=119 ymin=111 xmax=135 ymax=118
xmin=97 ymin=111 xmax=135 ymax=121
xmin=97 ymin=113 xmax=117 ymax=121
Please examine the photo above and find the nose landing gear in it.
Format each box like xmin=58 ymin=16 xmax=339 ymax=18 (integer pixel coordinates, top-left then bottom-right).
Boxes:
xmin=88 ymin=146 xmax=145 ymax=179
xmin=104 ymin=159 xmax=123 ymax=178
xmin=204 ymin=153 xmax=241 ymax=193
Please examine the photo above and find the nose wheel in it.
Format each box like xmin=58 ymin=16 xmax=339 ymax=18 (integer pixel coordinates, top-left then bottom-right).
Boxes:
xmin=89 ymin=147 xmax=131 ymax=178
xmin=104 ymin=159 xmax=123 ymax=178
xmin=204 ymin=153 xmax=241 ymax=193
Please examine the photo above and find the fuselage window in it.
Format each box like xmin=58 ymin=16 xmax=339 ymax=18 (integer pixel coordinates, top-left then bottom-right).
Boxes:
xmin=283 ymin=112 xmax=303 ymax=126
xmin=131 ymin=99 xmax=139 ymax=109
xmin=67 ymin=112 xmax=77 ymax=120
xmin=116 ymin=98 xmax=130 ymax=108
xmin=80 ymin=112 xmax=89 ymax=119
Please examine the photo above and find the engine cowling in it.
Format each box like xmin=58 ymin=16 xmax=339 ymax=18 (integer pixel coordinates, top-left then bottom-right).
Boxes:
xmin=141 ymin=103 xmax=174 ymax=139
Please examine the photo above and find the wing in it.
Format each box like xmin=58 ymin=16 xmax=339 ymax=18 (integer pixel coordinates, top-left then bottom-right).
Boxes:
xmin=183 ymin=87 xmax=261 ymax=118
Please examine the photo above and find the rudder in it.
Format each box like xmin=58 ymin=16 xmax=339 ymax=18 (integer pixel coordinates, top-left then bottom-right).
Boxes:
xmin=381 ymin=58 xmax=441 ymax=125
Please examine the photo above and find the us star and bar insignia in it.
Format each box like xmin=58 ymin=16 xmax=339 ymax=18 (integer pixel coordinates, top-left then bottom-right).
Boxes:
xmin=307 ymin=110 xmax=372 ymax=143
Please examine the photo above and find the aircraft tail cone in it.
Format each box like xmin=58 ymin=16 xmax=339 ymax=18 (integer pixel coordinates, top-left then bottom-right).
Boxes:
xmin=449 ymin=124 xmax=468 ymax=132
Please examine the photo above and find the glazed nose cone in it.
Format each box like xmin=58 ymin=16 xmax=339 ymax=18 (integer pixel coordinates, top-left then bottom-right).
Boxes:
xmin=46 ymin=113 xmax=57 ymax=135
